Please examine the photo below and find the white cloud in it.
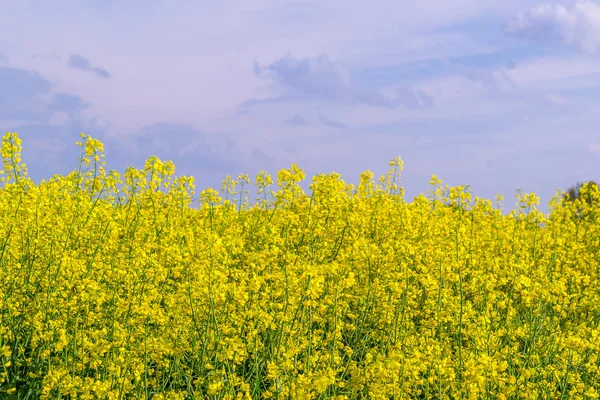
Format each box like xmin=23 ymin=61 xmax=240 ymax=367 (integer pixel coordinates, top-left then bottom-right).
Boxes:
xmin=415 ymin=72 xmax=515 ymax=105
xmin=503 ymin=56 xmax=600 ymax=89
xmin=545 ymin=92 xmax=568 ymax=104
xmin=506 ymin=1 xmax=600 ymax=54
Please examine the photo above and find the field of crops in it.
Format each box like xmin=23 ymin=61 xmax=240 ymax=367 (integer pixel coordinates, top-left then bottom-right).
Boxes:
xmin=0 ymin=132 xmax=599 ymax=399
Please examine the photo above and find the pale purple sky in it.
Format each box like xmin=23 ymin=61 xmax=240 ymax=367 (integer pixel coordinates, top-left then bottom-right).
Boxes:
xmin=1 ymin=0 xmax=600 ymax=212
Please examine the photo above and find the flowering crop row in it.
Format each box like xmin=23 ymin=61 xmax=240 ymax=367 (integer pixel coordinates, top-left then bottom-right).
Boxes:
xmin=0 ymin=132 xmax=599 ymax=399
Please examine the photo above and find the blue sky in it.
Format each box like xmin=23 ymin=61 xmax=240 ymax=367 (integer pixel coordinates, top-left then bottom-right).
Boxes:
xmin=1 ymin=0 xmax=600 ymax=213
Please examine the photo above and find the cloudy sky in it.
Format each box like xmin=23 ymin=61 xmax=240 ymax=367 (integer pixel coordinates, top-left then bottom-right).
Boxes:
xmin=1 ymin=0 xmax=600 ymax=213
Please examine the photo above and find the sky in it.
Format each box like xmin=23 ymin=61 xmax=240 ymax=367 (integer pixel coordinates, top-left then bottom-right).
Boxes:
xmin=1 ymin=0 xmax=600 ymax=213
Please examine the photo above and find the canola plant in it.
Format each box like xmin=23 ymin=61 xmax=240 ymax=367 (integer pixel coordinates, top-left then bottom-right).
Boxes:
xmin=0 ymin=132 xmax=599 ymax=399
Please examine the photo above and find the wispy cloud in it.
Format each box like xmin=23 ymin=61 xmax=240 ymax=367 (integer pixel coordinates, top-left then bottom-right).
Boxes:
xmin=125 ymin=123 xmax=245 ymax=172
xmin=284 ymin=113 xmax=307 ymax=126
xmin=505 ymin=1 xmax=600 ymax=55
xmin=251 ymin=148 xmax=275 ymax=164
xmin=249 ymin=53 xmax=433 ymax=109
xmin=31 ymin=53 xmax=61 ymax=62
xmin=394 ymin=86 xmax=436 ymax=109
xmin=544 ymin=92 xmax=568 ymax=105
xmin=68 ymin=54 xmax=111 ymax=79
xmin=318 ymin=113 xmax=348 ymax=129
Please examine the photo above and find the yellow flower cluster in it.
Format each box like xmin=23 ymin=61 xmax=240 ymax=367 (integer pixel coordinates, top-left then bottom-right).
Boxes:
xmin=0 ymin=132 xmax=599 ymax=399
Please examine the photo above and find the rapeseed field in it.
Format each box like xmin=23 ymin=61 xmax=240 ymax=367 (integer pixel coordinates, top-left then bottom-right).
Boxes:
xmin=0 ymin=132 xmax=599 ymax=399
